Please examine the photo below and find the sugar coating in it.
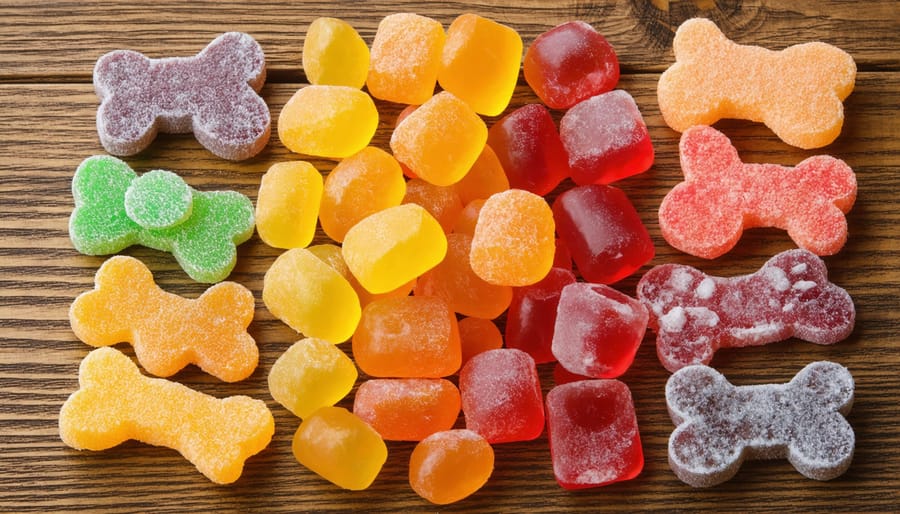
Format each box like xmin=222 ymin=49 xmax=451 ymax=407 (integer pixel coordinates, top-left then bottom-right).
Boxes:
xmin=262 ymin=248 xmax=361 ymax=343
xmin=637 ymin=249 xmax=856 ymax=372
xmin=123 ymin=170 xmax=193 ymax=230
xmin=403 ymin=178 xmax=464 ymax=234
xmin=451 ymin=145 xmax=510 ymax=205
xmin=292 ymin=406 xmax=387 ymax=491
xmin=657 ymin=18 xmax=856 ymax=149
xmin=460 ymin=348 xmax=544 ymax=443
xmin=342 ymin=203 xmax=448 ymax=294
xmin=59 ymin=347 xmax=274 ymax=484
xmin=268 ymin=338 xmax=358 ymax=419
xmin=666 ymin=361 xmax=855 ymax=487
xmin=367 ymin=13 xmax=446 ymax=104
xmin=70 ymin=256 xmax=258 ymax=382
xmin=69 ymin=155 xmax=255 ymax=283
xmin=94 ymin=32 xmax=269 ymax=160
xmin=438 ymin=13 xmax=523 ymax=116
xmin=546 ymin=379 xmax=643 ymax=489
xmin=470 ymin=189 xmax=556 ymax=286
xmin=523 ymin=21 xmax=620 ymax=110
xmin=560 ymin=89 xmax=654 ymax=185
xmin=659 ymin=125 xmax=857 ymax=259
xmin=352 ymin=295 xmax=461 ymax=378
xmin=255 ymin=161 xmax=323 ymax=249
xmin=391 ymin=91 xmax=488 ymax=187
xmin=279 ymin=85 xmax=379 ymax=159
xmin=303 ymin=17 xmax=370 ymax=89
xmin=505 ymin=267 xmax=577 ymax=364
xmin=307 ymin=243 xmax=414 ymax=308
xmin=409 ymin=429 xmax=494 ymax=505
xmin=353 ymin=378 xmax=461 ymax=441
xmin=552 ymin=282 xmax=649 ymax=378
xmin=457 ymin=317 xmax=503 ymax=365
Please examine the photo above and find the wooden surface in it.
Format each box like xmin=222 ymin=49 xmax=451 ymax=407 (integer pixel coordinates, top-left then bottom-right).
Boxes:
xmin=1 ymin=1 xmax=898 ymax=512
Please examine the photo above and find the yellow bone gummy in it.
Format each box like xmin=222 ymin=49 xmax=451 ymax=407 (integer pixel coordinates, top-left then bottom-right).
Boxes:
xmin=69 ymin=256 xmax=258 ymax=382
xmin=657 ymin=18 xmax=856 ymax=149
xmin=59 ymin=347 xmax=274 ymax=484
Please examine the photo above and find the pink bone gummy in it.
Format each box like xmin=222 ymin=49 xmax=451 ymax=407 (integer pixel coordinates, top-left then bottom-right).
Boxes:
xmin=94 ymin=32 xmax=270 ymax=160
xmin=659 ymin=125 xmax=856 ymax=259
xmin=637 ymin=249 xmax=855 ymax=373
xmin=666 ymin=361 xmax=854 ymax=487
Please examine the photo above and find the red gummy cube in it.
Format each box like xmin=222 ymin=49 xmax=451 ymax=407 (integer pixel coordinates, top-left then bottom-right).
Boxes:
xmin=487 ymin=103 xmax=570 ymax=196
xmin=505 ymin=267 xmax=576 ymax=363
xmin=459 ymin=348 xmax=544 ymax=443
xmin=559 ymin=90 xmax=653 ymax=185
xmin=523 ymin=21 xmax=620 ymax=110
xmin=553 ymin=184 xmax=655 ymax=284
xmin=546 ymin=379 xmax=643 ymax=489
xmin=552 ymin=282 xmax=648 ymax=378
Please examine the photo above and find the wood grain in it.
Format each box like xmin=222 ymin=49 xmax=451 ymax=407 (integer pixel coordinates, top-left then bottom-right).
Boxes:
xmin=1 ymin=1 xmax=899 ymax=512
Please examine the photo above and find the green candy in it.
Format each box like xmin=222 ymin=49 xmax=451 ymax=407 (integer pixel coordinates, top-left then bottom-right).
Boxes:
xmin=69 ymin=155 xmax=255 ymax=283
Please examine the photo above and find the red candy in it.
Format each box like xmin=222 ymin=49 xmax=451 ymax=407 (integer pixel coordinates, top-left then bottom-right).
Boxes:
xmin=523 ymin=21 xmax=620 ymax=110
xmin=553 ymin=184 xmax=654 ymax=284
xmin=459 ymin=348 xmax=544 ymax=443
xmin=505 ymin=267 xmax=576 ymax=364
xmin=487 ymin=104 xmax=570 ymax=196
xmin=546 ymin=379 xmax=643 ymax=489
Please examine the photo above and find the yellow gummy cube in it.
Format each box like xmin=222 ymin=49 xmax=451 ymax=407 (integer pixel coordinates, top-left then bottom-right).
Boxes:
xmin=255 ymin=161 xmax=323 ymax=249
xmin=303 ymin=17 xmax=370 ymax=89
xmin=438 ymin=14 xmax=523 ymax=116
xmin=307 ymin=243 xmax=415 ymax=307
xmin=268 ymin=338 xmax=358 ymax=419
xmin=278 ymin=85 xmax=378 ymax=159
xmin=367 ymin=13 xmax=446 ymax=104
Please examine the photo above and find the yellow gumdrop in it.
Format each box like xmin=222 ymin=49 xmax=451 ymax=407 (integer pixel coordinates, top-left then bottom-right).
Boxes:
xmin=255 ymin=161 xmax=323 ymax=249
xmin=278 ymin=85 xmax=378 ymax=159
xmin=268 ymin=338 xmax=358 ymax=419
xmin=263 ymin=248 xmax=361 ymax=343
xmin=342 ymin=204 xmax=447 ymax=294
xmin=307 ymin=243 xmax=415 ymax=307
xmin=303 ymin=17 xmax=370 ymax=89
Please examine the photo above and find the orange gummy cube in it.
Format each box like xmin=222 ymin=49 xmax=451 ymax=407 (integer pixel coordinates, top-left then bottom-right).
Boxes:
xmin=255 ymin=161 xmax=323 ymax=249
xmin=452 ymin=145 xmax=510 ymax=205
xmin=367 ymin=13 xmax=446 ymax=105
xmin=403 ymin=178 xmax=464 ymax=233
xmin=353 ymin=378 xmax=460 ymax=441
xmin=278 ymin=85 xmax=378 ymax=158
xmin=268 ymin=338 xmax=358 ymax=419
xmin=452 ymin=199 xmax=485 ymax=236
xmin=457 ymin=317 xmax=504 ymax=365
xmin=409 ymin=429 xmax=495 ymax=505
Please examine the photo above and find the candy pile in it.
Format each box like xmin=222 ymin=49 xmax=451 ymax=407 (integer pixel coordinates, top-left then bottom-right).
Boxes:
xmin=60 ymin=13 xmax=860 ymax=501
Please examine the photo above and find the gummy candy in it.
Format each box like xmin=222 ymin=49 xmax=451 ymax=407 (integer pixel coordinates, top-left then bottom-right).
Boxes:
xmin=268 ymin=338 xmax=358 ymax=419
xmin=367 ymin=13 xmax=445 ymax=104
xmin=460 ymin=348 xmax=544 ymax=443
xmin=69 ymin=155 xmax=254 ymax=284
xmin=403 ymin=178 xmax=464 ymax=234
xmin=451 ymin=145 xmax=510 ymax=205
xmin=666 ymin=361 xmax=854 ymax=487
xmin=505 ymin=267 xmax=576 ymax=364
xmin=307 ymin=243 xmax=414 ymax=308
xmin=278 ymin=85 xmax=379 ymax=158
xmin=451 ymin=199 xmax=485 ymax=236
xmin=255 ymin=161 xmax=323 ymax=249
xmin=70 ymin=256 xmax=257 ymax=382
xmin=657 ymin=18 xmax=856 ymax=149
xmin=470 ymin=189 xmax=555 ymax=286
xmin=487 ymin=103 xmax=570 ymax=196
xmin=342 ymin=203 xmax=447 ymax=295
xmin=292 ymin=406 xmax=387 ymax=490
xmin=659 ymin=125 xmax=856 ymax=259
xmin=262 ymin=248 xmax=361 ymax=343
xmin=352 ymin=295 xmax=461 ymax=378
xmin=409 ymin=429 xmax=494 ymax=504
xmin=415 ymin=233 xmax=513 ymax=320
xmin=353 ymin=378 xmax=460 ymax=441
xmin=457 ymin=317 xmax=503 ymax=365
xmin=391 ymin=91 xmax=488 ymax=187
xmin=545 ymin=379 xmax=643 ymax=489
xmin=553 ymin=184 xmax=654 ymax=284
xmin=93 ymin=32 xmax=269 ymax=161
xmin=637 ymin=249 xmax=856 ymax=372
xmin=303 ymin=17 xmax=369 ymax=88
xmin=552 ymin=282 xmax=648 ymax=378
xmin=560 ymin=90 xmax=653 ymax=185
xmin=59 ymin=347 xmax=273 ymax=485
xmin=438 ymin=13 xmax=523 ymax=116
xmin=319 ymin=146 xmax=406 ymax=243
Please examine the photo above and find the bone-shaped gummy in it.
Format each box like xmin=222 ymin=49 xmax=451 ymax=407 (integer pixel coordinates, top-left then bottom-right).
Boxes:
xmin=666 ymin=361 xmax=854 ymax=487
xmin=59 ymin=347 xmax=274 ymax=484
xmin=70 ymin=256 xmax=258 ymax=382
xmin=637 ymin=249 xmax=855 ymax=373
xmin=659 ymin=125 xmax=856 ymax=259
xmin=657 ymin=18 xmax=855 ymax=149
xmin=69 ymin=155 xmax=255 ymax=283
xmin=94 ymin=32 xmax=270 ymax=160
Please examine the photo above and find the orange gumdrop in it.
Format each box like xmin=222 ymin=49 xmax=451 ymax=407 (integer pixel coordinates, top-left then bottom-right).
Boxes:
xmin=452 ymin=199 xmax=485 ymax=236
xmin=452 ymin=145 xmax=509 ymax=205
xmin=367 ymin=13 xmax=446 ymax=105
xmin=353 ymin=378 xmax=461 ymax=441
xmin=403 ymin=179 xmax=464 ymax=234
xmin=457 ymin=317 xmax=504 ymax=365
xmin=415 ymin=233 xmax=512 ymax=319
xmin=409 ymin=429 xmax=495 ymax=505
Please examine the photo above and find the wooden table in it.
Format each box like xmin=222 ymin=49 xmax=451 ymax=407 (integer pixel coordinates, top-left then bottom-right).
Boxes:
xmin=2 ymin=1 xmax=898 ymax=512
